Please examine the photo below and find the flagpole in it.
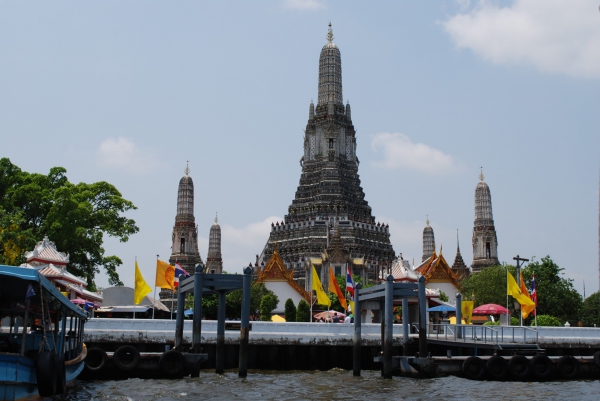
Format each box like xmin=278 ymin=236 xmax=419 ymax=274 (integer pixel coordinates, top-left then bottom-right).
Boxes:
xmin=506 ymin=268 xmax=509 ymax=326
xmin=134 ymin=256 xmax=137 ymax=320
xmin=310 ymin=265 xmax=313 ymax=322
xmin=534 ymin=271 xmax=538 ymax=327
xmin=153 ymin=254 xmax=159 ymax=319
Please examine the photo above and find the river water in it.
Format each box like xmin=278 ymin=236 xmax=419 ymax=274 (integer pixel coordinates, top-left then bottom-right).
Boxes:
xmin=53 ymin=370 xmax=600 ymax=401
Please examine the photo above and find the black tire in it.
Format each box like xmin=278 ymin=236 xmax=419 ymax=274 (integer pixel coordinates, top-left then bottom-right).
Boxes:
xmin=462 ymin=356 xmax=486 ymax=380
xmin=159 ymin=350 xmax=186 ymax=379
xmin=558 ymin=355 xmax=579 ymax=379
xmin=35 ymin=351 xmax=56 ymax=397
xmin=594 ymin=351 xmax=600 ymax=369
xmin=85 ymin=347 xmax=108 ymax=372
xmin=54 ymin=353 xmax=67 ymax=395
xmin=508 ymin=355 xmax=531 ymax=380
xmin=113 ymin=345 xmax=141 ymax=372
xmin=530 ymin=354 xmax=552 ymax=380
xmin=486 ymin=355 xmax=508 ymax=381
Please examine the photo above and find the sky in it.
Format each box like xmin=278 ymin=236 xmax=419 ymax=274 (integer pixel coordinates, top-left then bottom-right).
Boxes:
xmin=1 ymin=1 xmax=599 ymax=296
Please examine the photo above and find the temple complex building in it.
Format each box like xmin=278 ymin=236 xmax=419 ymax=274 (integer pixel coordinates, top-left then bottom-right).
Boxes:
xmin=205 ymin=214 xmax=223 ymax=274
xmin=451 ymin=231 xmax=470 ymax=281
xmin=161 ymin=164 xmax=203 ymax=307
xmin=471 ymin=170 xmax=499 ymax=272
xmin=258 ymin=24 xmax=395 ymax=290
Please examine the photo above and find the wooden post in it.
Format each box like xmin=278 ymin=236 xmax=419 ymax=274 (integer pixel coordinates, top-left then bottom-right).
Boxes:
xmin=418 ymin=276 xmax=427 ymax=357
xmin=192 ymin=264 xmax=204 ymax=354
xmin=353 ymin=283 xmax=362 ymax=376
xmin=216 ymin=291 xmax=227 ymax=374
xmin=383 ymin=275 xmax=394 ymax=379
xmin=239 ymin=267 xmax=252 ymax=377
xmin=402 ymin=297 xmax=409 ymax=356
xmin=174 ymin=284 xmax=185 ymax=351
xmin=456 ymin=293 xmax=462 ymax=339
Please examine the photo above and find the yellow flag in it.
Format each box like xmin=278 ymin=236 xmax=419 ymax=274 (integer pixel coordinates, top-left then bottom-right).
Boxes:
xmin=134 ymin=261 xmax=152 ymax=305
xmin=462 ymin=301 xmax=474 ymax=324
xmin=155 ymin=260 xmax=175 ymax=289
xmin=519 ymin=272 xmax=535 ymax=319
xmin=507 ymin=271 xmax=535 ymax=312
xmin=311 ymin=265 xmax=331 ymax=307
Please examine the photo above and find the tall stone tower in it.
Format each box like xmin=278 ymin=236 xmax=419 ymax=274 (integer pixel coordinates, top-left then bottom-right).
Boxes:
xmin=168 ymin=164 xmax=203 ymax=271
xmin=471 ymin=170 xmax=499 ymax=272
xmin=259 ymin=24 xmax=395 ymax=288
xmin=422 ymin=217 xmax=435 ymax=262
xmin=206 ymin=214 xmax=223 ymax=274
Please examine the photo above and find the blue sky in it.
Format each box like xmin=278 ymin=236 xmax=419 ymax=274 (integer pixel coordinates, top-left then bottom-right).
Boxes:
xmin=1 ymin=1 xmax=599 ymax=295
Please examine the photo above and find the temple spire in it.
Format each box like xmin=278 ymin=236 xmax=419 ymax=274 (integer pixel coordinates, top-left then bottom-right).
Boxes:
xmin=327 ymin=22 xmax=334 ymax=43
xmin=185 ymin=160 xmax=190 ymax=176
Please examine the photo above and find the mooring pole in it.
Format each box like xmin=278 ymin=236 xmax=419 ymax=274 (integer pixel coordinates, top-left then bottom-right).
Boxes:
xmin=353 ymin=283 xmax=362 ymax=377
xmin=383 ymin=275 xmax=394 ymax=379
xmin=456 ymin=293 xmax=462 ymax=339
xmin=417 ymin=276 xmax=427 ymax=357
xmin=216 ymin=290 xmax=227 ymax=374
xmin=402 ymin=296 xmax=409 ymax=356
xmin=174 ymin=283 xmax=185 ymax=351
xmin=239 ymin=266 xmax=252 ymax=378
xmin=192 ymin=264 xmax=204 ymax=354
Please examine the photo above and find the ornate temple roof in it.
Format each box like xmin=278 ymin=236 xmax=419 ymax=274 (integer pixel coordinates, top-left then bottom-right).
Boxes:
xmin=391 ymin=257 xmax=418 ymax=282
xmin=24 ymin=235 xmax=69 ymax=266
xmin=415 ymin=247 xmax=459 ymax=286
xmin=255 ymin=244 xmax=311 ymax=302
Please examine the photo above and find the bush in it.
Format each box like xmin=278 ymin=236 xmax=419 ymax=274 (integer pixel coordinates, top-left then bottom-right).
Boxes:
xmin=511 ymin=316 xmax=519 ymax=326
xmin=284 ymin=298 xmax=296 ymax=322
xmin=296 ymin=300 xmax=310 ymax=322
xmin=259 ymin=294 xmax=278 ymax=321
xmin=532 ymin=315 xmax=561 ymax=327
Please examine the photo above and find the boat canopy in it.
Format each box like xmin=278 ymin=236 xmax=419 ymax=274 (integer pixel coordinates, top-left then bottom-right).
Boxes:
xmin=0 ymin=265 xmax=88 ymax=319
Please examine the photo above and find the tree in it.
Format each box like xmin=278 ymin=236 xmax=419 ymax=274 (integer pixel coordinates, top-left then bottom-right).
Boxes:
xmin=460 ymin=265 xmax=514 ymax=308
xmin=260 ymin=294 xmax=278 ymax=321
xmin=438 ymin=290 xmax=449 ymax=303
xmin=284 ymin=298 xmax=296 ymax=322
xmin=580 ymin=291 xmax=600 ymax=327
xmin=296 ymin=300 xmax=310 ymax=322
xmin=0 ymin=158 xmax=138 ymax=290
xmin=534 ymin=315 xmax=561 ymax=327
xmin=522 ymin=256 xmax=582 ymax=324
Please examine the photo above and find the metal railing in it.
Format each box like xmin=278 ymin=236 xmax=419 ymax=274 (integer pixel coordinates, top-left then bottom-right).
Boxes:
xmin=427 ymin=324 xmax=538 ymax=345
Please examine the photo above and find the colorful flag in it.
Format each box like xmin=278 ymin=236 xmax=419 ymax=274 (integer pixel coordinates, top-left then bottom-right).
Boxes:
xmin=507 ymin=271 xmax=535 ymax=312
xmin=155 ymin=260 xmax=175 ymax=289
xmin=346 ymin=265 xmax=355 ymax=297
xmin=530 ymin=273 xmax=538 ymax=314
xmin=25 ymin=284 xmax=36 ymax=300
xmin=461 ymin=300 xmax=474 ymax=324
xmin=134 ymin=261 xmax=152 ymax=305
xmin=328 ymin=266 xmax=348 ymax=311
xmin=174 ymin=262 xmax=190 ymax=288
xmin=311 ymin=265 xmax=331 ymax=307
xmin=519 ymin=272 xmax=535 ymax=319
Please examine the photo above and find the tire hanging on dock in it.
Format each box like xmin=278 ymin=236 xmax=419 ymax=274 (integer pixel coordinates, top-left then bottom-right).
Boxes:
xmin=113 ymin=345 xmax=141 ymax=372
xmin=486 ymin=355 xmax=508 ymax=381
xmin=462 ymin=356 xmax=486 ymax=380
xmin=594 ymin=351 xmax=600 ymax=369
xmin=85 ymin=347 xmax=108 ymax=372
xmin=35 ymin=351 xmax=57 ymax=397
xmin=557 ymin=355 xmax=579 ymax=379
xmin=159 ymin=350 xmax=186 ymax=379
xmin=508 ymin=355 xmax=531 ymax=380
xmin=530 ymin=354 xmax=552 ymax=380
xmin=54 ymin=353 xmax=67 ymax=395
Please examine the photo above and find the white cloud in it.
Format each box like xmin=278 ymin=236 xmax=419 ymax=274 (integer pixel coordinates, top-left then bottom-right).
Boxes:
xmin=443 ymin=0 xmax=600 ymax=79
xmin=220 ymin=216 xmax=282 ymax=273
xmin=370 ymin=132 xmax=463 ymax=175
xmin=283 ymin=0 xmax=326 ymax=11
xmin=97 ymin=137 xmax=164 ymax=174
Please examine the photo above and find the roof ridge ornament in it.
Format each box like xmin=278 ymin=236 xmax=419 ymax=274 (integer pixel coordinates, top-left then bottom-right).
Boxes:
xmin=327 ymin=22 xmax=334 ymax=43
xmin=185 ymin=160 xmax=190 ymax=176
xmin=479 ymin=166 xmax=484 ymax=182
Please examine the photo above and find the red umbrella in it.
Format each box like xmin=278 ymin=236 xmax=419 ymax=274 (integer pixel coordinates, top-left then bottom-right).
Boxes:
xmin=472 ymin=303 xmax=508 ymax=315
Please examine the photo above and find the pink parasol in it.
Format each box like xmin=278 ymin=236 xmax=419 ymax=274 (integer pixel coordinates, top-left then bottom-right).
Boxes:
xmin=313 ymin=311 xmax=346 ymax=320
xmin=472 ymin=303 xmax=508 ymax=315
xmin=70 ymin=298 xmax=100 ymax=308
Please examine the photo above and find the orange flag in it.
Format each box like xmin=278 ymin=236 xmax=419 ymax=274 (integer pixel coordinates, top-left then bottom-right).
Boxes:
xmin=519 ymin=272 xmax=535 ymax=319
xmin=155 ymin=260 xmax=175 ymax=289
xmin=328 ymin=266 xmax=348 ymax=311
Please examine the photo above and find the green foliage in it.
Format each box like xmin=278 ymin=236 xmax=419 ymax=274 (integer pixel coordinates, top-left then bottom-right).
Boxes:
xmin=284 ymin=298 xmax=297 ymax=322
xmin=438 ymin=290 xmax=449 ymax=303
xmin=259 ymin=294 xmax=278 ymax=321
xmin=0 ymin=158 xmax=138 ymax=290
xmin=522 ymin=256 xmax=582 ymax=324
xmin=483 ymin=321 xmax=500 ymax=326
xmin=296 ymin=299 xmax=310 ymax=322
xmin=510 ymin=316 xmax=519 ymax=326
xmin=581 ymin=291 xmax=600 ymax=327
xmin=460 ymin=264 xmax=514 ymax=308
xmin=533 ymin=315 xmax=561 ymax=327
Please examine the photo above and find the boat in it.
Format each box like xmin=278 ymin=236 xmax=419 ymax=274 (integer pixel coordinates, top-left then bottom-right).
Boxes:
xmin=0 ymin=264 xmax=89 ymax=400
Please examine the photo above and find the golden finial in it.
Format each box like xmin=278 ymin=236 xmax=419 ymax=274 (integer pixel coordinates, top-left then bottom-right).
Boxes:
xmin=426 ymin=215 xmax=430 ymax=226
xmin=185 ymin=160 xmax=190 ymax=176
xmin=327 ymin=22 xmax=334 ymax=43
xmin=479 ymin=166 xmax=484 ymax=182
xmin=214 ymin=212 xmax=218 ymax=224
